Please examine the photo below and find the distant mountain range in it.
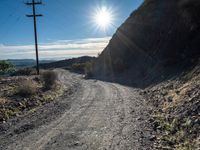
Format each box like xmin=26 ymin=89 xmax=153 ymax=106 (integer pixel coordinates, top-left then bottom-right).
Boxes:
xmin=6 ymin=59 xmax=55 ymax=68
xmin=4 ymin=56 xmax=95 ymax=70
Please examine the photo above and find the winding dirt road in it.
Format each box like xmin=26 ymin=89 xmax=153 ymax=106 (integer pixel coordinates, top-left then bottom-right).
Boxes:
xmin=0 ymin=70 xmax=152 ymax=150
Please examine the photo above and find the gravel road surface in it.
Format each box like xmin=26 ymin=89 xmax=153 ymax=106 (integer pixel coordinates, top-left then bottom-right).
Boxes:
xmin=0 ymin=70 xmax=152 ymax=150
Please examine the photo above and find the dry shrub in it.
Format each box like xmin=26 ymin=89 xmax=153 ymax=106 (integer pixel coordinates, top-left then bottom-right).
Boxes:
xmin=0 ymin=98 xmax=8 ymax=105
xmin=84 ymin=62 xmax=94 ymax=78
xmin=16 ymin=80 xmax=37 ymax=97
xmin=41 ymin=71 xmax=57 ymax=90
xmin=71 ymin=63 xmax=85 ymax=73
xmin=14 ymin=68 xmax=36 ymax=76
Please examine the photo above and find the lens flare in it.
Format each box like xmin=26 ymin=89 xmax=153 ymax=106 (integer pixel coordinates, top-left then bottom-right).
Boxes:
xmin=93 ymin=7 xmax=114 ymax=30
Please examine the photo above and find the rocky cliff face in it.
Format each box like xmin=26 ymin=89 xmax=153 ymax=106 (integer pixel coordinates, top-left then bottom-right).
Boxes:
xmin=93 ymin=0 xmax=200 ymax=86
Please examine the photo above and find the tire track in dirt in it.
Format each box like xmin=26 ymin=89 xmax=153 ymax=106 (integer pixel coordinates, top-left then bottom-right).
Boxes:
xmin=0 ymin=70 xmax=151 ymax=150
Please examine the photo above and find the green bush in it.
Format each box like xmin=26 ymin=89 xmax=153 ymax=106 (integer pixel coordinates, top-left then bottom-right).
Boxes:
xmin=14 ymin=68 xmax=36 ymax=76
xmin=16 ymin=80 xmax=37 ymax=97
xmin=0 ymin=61 xmax=14 ymax=73
xmin=41 ymin=71 xmax=57 ymax=90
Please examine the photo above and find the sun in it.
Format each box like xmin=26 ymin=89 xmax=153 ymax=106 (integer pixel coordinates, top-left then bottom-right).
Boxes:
xmin=93 ymin=7 xmax=113 ymax=30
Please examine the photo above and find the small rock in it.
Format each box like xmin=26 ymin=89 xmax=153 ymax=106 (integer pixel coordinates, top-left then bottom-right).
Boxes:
xmin=149 ymin=118 xmax=154 ymax=123
xmin=149 ymin=135 xmax=156 ymax=141
xmin=168 ymin=96 xmax=173 ymax=102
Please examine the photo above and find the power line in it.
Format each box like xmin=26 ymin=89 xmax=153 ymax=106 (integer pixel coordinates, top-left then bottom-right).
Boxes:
xmin=25 ymin=0 xmax=43 ymax=75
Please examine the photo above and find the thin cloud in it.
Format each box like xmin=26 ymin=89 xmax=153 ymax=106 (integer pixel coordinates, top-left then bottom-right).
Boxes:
xmin=0 ymin=37 xmax=111 ymax=60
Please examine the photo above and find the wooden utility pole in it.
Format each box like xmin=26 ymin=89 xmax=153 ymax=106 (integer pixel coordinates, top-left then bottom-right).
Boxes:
xmin=25 ymin=0 xmax=43 ymax=75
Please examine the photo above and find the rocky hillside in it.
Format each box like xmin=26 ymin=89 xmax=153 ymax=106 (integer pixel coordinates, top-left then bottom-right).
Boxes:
xmin=141 ymin=61 xmax=200 ymax=149
xmin=91 ymin=0 xmax=200 ymax=149
xmin=93 ymin=0 xmax=200 ymax=87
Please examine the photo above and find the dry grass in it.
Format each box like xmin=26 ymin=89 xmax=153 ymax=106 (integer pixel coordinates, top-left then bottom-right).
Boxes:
xmin=140 ymin=63 xmax=200 ymax=149
xmin=16 ymin=80 xmax=37 ymax=97
xmin=0 ymin=72 xmax=63 ymax=122
xmin=146 ymin=69 xmax=200 ymax=149
xmin=41 ymin=71 xmax=58 ymax=90
xmin=0 ymin=98 xmax=8 ymax=105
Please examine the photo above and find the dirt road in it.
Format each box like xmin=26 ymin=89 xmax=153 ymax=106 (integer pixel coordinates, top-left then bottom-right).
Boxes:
xmin=0 ymin=70 xmax=152 ymax=150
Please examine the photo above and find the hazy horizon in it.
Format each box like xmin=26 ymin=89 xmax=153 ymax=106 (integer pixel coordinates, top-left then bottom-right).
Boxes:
xmin=0 ymin=37 xmax=111 ymax=60
xmin=0 ymin=55 xmax=95 ymax=61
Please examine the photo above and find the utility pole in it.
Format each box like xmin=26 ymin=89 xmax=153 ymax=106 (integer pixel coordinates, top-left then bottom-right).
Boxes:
xmin=25 ymin=0 xmax=43 ymax=75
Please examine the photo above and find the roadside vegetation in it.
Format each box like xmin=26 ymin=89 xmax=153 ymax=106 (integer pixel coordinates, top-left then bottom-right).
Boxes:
xmin=142 ymin=64 xmax=200 ymax=149
xmin=13 ymin=68 xmax=36 ymax=76
xmin=0 ymin=69 xmax=63 ymax=123
xmin=71 ymin=61 xmax=94 ymax=78
xmin=16 ymin=80 xmax=37 ymax=97
xmin=0 ymin=60 xmax=15 ymax=75
xmin=41 ymin=70 xmax=58 ymax=90
xmin=0 ymin=58 xmax=96 ymax=123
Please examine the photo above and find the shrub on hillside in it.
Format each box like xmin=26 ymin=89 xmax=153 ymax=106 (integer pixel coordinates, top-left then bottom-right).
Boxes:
xmin=14 ymin=68 xmax=36 ymax=76
xmin=70 ymin=61 xmax=95 ymax=78
xmin=71 ymin=63 xmax=85 ymax=73
xmin=84 ymin=62 xmax=94 ymax=78
xmin=41 ymin=71 xmax=57 ymax=90
xmin=16 ymin=80 xmax=37 ymax=97
xmin=0 ymin=61 xmax=14 ymax=74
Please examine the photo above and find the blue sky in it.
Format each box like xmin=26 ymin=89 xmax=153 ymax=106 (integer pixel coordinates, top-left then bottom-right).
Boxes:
xmin=0 ymin=0 xmax=143 ymax=60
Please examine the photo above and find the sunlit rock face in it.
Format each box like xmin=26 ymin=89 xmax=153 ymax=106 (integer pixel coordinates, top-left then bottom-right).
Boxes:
xmin=93 ymin=0 xmax=200 ymax=85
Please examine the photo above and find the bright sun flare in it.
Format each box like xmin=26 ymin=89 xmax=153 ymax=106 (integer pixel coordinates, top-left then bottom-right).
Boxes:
xmin=94 ymin=7 xmax=113 ymax=30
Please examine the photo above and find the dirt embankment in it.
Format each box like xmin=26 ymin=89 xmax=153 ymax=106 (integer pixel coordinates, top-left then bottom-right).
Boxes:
xmin=141 ymin=62 xmax=200 ymax=149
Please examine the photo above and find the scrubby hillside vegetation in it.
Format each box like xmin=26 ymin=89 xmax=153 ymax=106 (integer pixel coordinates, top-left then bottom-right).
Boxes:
xmin=92 ymin=0 xmax=200 ymax=87
xmin=0 ymin=70 xmax=62 ymax=123
xmin=142 ymin=62 xmax=200 ymax=149
xmin=0 ymin=61 xmax=15 ymax=75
